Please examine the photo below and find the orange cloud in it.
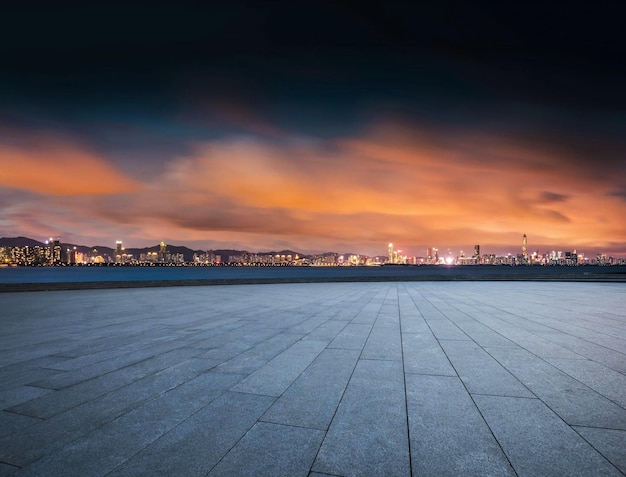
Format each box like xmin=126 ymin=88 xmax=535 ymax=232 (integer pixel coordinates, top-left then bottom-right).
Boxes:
xmin=89 ymin=126 xmax=624 ymax=255
xmin=7 ymin=122 xmax=623 ymax=257
xmin=0 ymin=138 xmax=140 ymax=196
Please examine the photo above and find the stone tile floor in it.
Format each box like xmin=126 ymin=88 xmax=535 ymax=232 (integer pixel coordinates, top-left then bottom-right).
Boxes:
xmin=0 ymin=281 xmax=624 ymax=476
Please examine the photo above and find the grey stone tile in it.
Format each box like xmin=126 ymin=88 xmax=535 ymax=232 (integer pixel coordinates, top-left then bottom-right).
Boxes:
xmin=28 ymin=340 xmax=199 ymax=390
xmin=327 ymin=323 xmax=372 ymax=350
xmin=574 ymin=426 xmax=626 ymax=474
xmin=585 ymin=336 xmax=626 ymax=352
xmin=462 ymin=330 xmax=519 ymax=348
xmin=350 ymin=308 xmax=380 ymax=325
xmin=488 ymin=347 xmax=626 ymax=429
xmin=261 ymin=348 xmax=359 ymax=430
xmin=0 ymin=411 xmax=41 ymax=438
xmin=8 ymin=347 xmax=208 ymax=419
xmin=475 ymin=395 xmax=622 ymax=477
xmin=406 ymin=374 xmax=514 ymax=476
xmin=108 ymin=391 xmax=275 ymax=477
xmin=208 ymin=422 xmax=324 ymax=477
xmin=312 ymin=359 xmax=410 ymax=476
xmin=17 ymin=371 xmax=245 ymax=477
xmin=231 ymin=339 xmax=328 ymax=396
xmin=440 ymin=341 xmax=533 ymax=397
xmin=402 ymin=332 xmax=456 ymax=376
xmin=361 ymin=323 xmax=402 ymax=361
xmin=0 ymin=359 xmax=69 ymax=388
xmin=0 ymin=385 xmax=52 ymax=410
xmin=531 ymin=331 xmax=626 ymax=373
xmin=0 ymin=339 xmax=80 ymax=367
xmin=0 ymin=358 xmax=220 ymax=467
xmin=398 ymin=311 xmax=431 ymax=334
xmin=545 ymin=357 xmax=626 ymax=408
xmin=44 ymin=337 xmax=180 ymax=371
xmin=505 ymin=333 xmax=585 ymax=359
xmin=215 ymin=332 xmax=301 ymax=374
xmin=303 ymin=320 xmax=348 ymax=342
xmin=197 ymin=340 xmax=257 ymax=360
xmin=426 ymin=319 xmax=470 ymax=340
xmin=0 ymin=462 xmax=18 ymax=477
xmin=1 ymin=281 xmax=624 ymax=477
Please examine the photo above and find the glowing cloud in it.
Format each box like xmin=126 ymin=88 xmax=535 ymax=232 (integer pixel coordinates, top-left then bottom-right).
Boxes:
xmin=0 ymin=138 xmax=140 ymax=196
xmin=2 ymin=123 xmax=624 ymax=256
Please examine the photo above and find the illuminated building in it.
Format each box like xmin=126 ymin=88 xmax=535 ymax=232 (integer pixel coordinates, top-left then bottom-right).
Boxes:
xmin=115 ymin=240 xmax=123 ymax=263
xmin=474 ymin=244 xmax=480 ymax=258
xmin=158 ymin=241 xmax=168 ymax=262
xmin=388 ymin=243 xmax=393 ymax=264
xmin=522 ymin=234 xmax=527 ymax=258
xmin=49 ymin=237 xmax=62 ymax=265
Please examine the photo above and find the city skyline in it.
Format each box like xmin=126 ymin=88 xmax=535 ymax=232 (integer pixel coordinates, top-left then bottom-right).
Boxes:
xmin=2 ymin=234 xmax=622 ymax=267
xmin=1 ymin=3 xmax=624 ymax=257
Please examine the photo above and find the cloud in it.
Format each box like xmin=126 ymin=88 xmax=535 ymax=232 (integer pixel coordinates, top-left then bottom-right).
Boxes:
xmin=69 ymin=122 xmax=623 ymax=255
xmin=4 ymin=121 xmax=624 ymax=256
xmin=0 ymin=136 xmax=140 ymax=196
xmin=538 ymin=191 xmax=569 ymax=203
xmin=608 ymin=187 xmax=626 ymax=202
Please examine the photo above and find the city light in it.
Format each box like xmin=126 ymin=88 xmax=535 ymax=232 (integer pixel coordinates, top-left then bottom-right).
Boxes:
xmin=0 ymin=233 xmax=624 ymax=267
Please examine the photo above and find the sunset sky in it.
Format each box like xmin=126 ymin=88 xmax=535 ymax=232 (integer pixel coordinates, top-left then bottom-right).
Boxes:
xmin=1 ymin=2 xmax=625 ymax=257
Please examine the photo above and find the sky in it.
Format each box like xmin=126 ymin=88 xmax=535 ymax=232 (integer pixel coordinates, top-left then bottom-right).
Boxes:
xmin=1 ymin=1 xmax=625 ymax=257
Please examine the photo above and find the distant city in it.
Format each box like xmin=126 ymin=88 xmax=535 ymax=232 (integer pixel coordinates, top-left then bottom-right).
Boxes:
xmin=1 ymin=234 xmax=623 ymax=267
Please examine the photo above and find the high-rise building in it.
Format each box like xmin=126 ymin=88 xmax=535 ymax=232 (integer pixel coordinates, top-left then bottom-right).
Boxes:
xmin=116 ymin=241 xmax=123 ymax=262
xmin=50 ymin=237 xmax=62 ymax=265
xmin=158 ymin=241 xmax=168 ymax=262
xmin=388 ymin=243 xmax=394 ymax=264
xmin=474 ymin=244 xmax=480 ymax=257
xmin=522 ymin=234 xmax=527 ymax=257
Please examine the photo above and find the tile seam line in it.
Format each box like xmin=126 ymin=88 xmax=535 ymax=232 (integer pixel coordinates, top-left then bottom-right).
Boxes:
xmin=443 ymin=296 xmax=526 ymax=350
xmin=8 ymin=359 xmax=224 ymax=468
xmin=481 ymin=339 xmax=626 ymax=412
xmin=205 ymin=283 xmax=384 ymax=476
xmin=23 ymin=341 xmax=203 ymax=391
xmin=474 ymin=301 xmax=626 ymax=354
xmin=569 ymin=426 xmax=626 ymax=476
xmin=103 ymin=386 xmax=262 ymax=477
xmin=307 ymin=283 xmax=390 ymax=475
xmin=572 ymin=424 xmax=626 ymax=432
xmin=398 ymin=283 xmax=414 ymax=477
xmin=410 ymin=285 xmax=520 ymax=477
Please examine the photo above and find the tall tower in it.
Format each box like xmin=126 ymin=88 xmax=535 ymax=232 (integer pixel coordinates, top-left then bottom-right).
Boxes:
xmin=159 ymin=241 xmax=167 ymax=262
xmin=116 ymin=240 xmax=123 ymax=262
xmin=522 ymin=234 xmax=527 ymax=257
xmin=388 ymin=243 xmax=394 ymax=264
xmin=50 ymin=237 xmax=62 ymax=265
xmin=474 ymin=244 xmax=480 ymax=258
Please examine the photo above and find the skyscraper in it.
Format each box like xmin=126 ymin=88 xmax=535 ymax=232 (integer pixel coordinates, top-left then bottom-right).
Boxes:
xmin=159 ymin=241 xmax=168 ymax=262
xmin=116 ymin=241 xmax=123 ymax=262
xmin=474 ymin=244 xmax=480 ymax=257
xmin=388 ymin=243 xmax=394 ymax=264
xmin=522 ymin=234 xmax=527 ymax=257
xmin=50 ymin=237 xmax=62 ymax=265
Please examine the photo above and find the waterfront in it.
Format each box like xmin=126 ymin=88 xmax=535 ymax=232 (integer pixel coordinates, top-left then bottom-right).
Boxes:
xmin=0 ymin=265 xmax=625 ymax=292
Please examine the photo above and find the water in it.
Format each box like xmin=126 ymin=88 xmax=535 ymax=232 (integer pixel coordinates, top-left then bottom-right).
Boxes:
xmin=0 ymin=265 xmax=623 ymax=284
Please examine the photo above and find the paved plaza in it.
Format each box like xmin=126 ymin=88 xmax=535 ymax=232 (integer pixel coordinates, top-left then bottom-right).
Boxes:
xmin=0 ymin=281 xmax=625 ymax=476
